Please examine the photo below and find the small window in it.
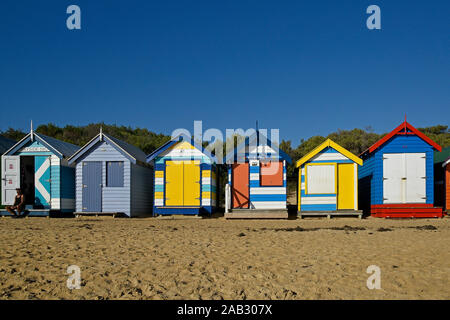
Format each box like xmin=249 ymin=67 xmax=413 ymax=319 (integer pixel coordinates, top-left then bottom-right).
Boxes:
xmin=260 ymin=161 xmax=283 ymax=186
xmin=306 ymin=164 xmax=335 ymax=194
xmin=106 ymin=161 xmax=124 ymax=187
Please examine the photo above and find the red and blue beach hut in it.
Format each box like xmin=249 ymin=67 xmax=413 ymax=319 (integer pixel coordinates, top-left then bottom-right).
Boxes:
xmin=359 ymin=120 xmax=443 ymax=218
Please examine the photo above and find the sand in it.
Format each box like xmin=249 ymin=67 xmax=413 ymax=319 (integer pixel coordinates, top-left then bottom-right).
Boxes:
xmin=0 ymin=215 xmax=449 ymax=300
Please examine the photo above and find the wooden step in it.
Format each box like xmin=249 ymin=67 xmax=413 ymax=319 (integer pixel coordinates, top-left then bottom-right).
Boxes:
xmin=225 ymin=209 xmax=288 ymax=219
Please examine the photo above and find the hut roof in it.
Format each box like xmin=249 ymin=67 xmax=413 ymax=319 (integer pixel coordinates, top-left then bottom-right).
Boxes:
xmin=146 ymin=133 xmax=217 ymax=163
xmin=296 ymin=138 xmax=363 ymax=168
xmin=361 ymin=121 xmax=442 ymax=157
xmin=4 ymin=132 xmax=80 ymax=159
xmin=68 ymin=132 xmax=147 ymax=164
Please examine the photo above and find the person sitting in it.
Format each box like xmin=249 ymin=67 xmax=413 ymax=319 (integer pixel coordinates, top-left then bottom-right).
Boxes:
xmin=6 ymin=188 xmax=25 ymax=218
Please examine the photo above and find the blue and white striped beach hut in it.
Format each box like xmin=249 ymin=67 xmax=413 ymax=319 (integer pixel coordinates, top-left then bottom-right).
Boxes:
xmin=224 ymin=131 xmax=291 ymax=218
xmin=1 ymin=128 xmax=79 ymax=216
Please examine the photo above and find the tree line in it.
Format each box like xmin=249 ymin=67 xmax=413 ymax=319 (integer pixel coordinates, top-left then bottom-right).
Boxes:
xmin=1 ymin=122 xmax=449 ymax=181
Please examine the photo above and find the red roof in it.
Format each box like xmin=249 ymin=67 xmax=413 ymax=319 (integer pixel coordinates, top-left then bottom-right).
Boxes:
xmin=361 ymin=121 xmax=442 ymax=156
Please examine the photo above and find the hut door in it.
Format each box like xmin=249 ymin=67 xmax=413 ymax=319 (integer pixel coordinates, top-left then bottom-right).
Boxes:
xmin=1 ymin=156 xmax=20 ymax=205
xmin=34 ymin=156 xmax=51 ymax=208
xmin=383 ymin=153 xmax=426 ymax=204
xmin=183 ymin=161 xmax=201 ymax=206
xmin=165 ymin=161 xmax=183 ymax=206
xmin=405 ymin=153 xmax=426 ymax=203
xmin=383 ymin=154 xmax=404 ymax=203
xmin=337 ymin=163 xmax=354 ymax=209
xmin=232 ymin=163 xmax=249 ymax=208
xmin=82 ymin=161 xmax=102 ymax=212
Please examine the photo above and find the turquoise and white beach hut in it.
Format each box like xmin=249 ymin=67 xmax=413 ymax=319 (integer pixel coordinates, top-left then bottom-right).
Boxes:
xmin=1 ymin=127 xmax=79 ymax=216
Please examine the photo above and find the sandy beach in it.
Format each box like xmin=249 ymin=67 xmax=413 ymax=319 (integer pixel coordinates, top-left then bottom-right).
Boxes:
xmin=0 ymin=215 xmax=449 ymax=300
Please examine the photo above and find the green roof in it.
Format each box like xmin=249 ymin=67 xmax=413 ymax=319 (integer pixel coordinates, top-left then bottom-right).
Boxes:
xmin=434 ymin=146 xmax=450 ymax=164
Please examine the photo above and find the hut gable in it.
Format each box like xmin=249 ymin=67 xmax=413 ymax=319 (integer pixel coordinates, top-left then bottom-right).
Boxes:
xmin=5 ymin=132 xmax=79 ymax=159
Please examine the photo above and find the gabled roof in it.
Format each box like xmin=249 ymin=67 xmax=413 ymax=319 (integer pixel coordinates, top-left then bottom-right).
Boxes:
xmin=361 ymin=121 xmax=442 ymax=157
xmin=4 ymin=131 xmax=80 ymax=159
xmin=224 ymin=131 xmax=292 ymax=164
xmin=146 ymin=133 xmax=217 ymax=163
xmin=68 ymin=132 xmax=147 ymax=164
xmin=296 ymin=138 xmax=363 ymax=168
xmin=0 ymin=135 xmax=16 ymax=154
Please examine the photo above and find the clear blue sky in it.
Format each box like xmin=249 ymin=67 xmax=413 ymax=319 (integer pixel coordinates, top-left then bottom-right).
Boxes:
xmin=0 ymin=0 xmax=448 ymax=147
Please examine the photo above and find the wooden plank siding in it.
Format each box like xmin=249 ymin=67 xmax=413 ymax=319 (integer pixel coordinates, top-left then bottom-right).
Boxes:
xmin=75 ymin=141 xmax=131 ymax=216
xmin=360 ymin=135 xmax=435 ymax=207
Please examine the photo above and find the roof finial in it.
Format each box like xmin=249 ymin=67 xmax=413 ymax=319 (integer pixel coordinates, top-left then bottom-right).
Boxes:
xmin=404 ymin=114 xmax=407 ymax=132
xmin=30 ymin=119 xmax=34 ymax=141
xmin=100 ymin=125 xmax=103 ymax=141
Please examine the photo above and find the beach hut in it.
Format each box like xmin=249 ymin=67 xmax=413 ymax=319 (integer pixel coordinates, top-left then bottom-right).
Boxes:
xmin=68 ymin=130 xmax=153 ymax=217
xmin=224 ymin=131 xmax=291 ymax=219
xmin=0 ymin=136 xmax=16 ymax=209
xmin=146 ymin=134 xmax=217 ymax=216
xmin=433 ymin=146 xmax=450 ymax=212
xmin=443 ymin=157 xmax=450 ymax=213
xmin=359 ymin=120 xmax=443 ymax=218
xmin=1 ymin=127 xmax=79 ymax=216
xmin=296 ymin=139 xmax=363 ymax=218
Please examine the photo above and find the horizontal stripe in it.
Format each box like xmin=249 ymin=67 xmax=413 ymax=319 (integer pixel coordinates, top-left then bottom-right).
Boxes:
xmin=301 ymin=197 xmax=336 ymax=205
xmin=201 ymin=177 xmax=211 ymax=185
xmin=202 ymin=199 xmax=211 ymax=206
xmin=154 ymin=192 xmax=164 ymax=199
xmin=310 ymin=151 xmax=349 ymax=161
xmin=155 ymin=156 xmax=212 ymax=164
xmin=250 ymin=194 xmax=286 ymax=201
xmin=154 ymin=178 xmax=164 ymax=185
xmin=300 ymin=204 xmax=337 ymax=211
xmin=250 ymin=187 xmax=286 ymax=195
xmin=249 ymin=166 xmax=260 ymax=174
xmin=202 ymin=170 xmax=211 ymax=178
xmin=301 ymin=190 xmax=336 ymax=197
xmin=155 ymin=171 xmax=164 ymax=178
xmin=250 ymin=201 xmax=286 ymax=209
xmin=201 ymin=185 xmax=217 ymax=192
xmin=154 ymin=199 xmax=164 ymax=206
xmin=202 ymin=192 xmax=216 ymax=200
xmin=154 ymin=185 xmax=164 ymax=192
xmin=250 ymin=180 xmax=286 ymax=188
xmin=308 ymin=159 xmax=354 ymax=164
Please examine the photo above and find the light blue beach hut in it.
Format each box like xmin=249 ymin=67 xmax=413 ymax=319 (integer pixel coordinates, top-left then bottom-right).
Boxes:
xmin=68 ymin=130 xmax=153 ymax=217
